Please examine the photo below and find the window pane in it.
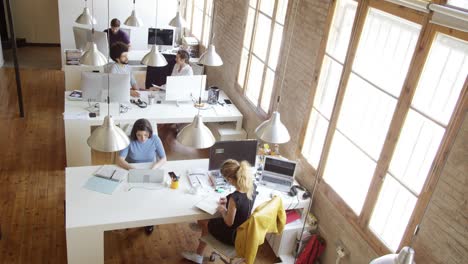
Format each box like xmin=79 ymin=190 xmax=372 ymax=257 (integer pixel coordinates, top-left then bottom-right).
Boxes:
xmin=353 ymin=8 xmax=421 ymax=97
xmin=246 ymin=56 xmax=264 ymax=104
xmin=326 ymin=0 xmax=357 ymax=62
xmin=250 ymin=0 xmax=258 ymax=8
xmin=389 ymin=110 xmax=445 ymax=194
xmin=337 ymin=74 xmax=397 ymax=159
xmin=244 ymin=8 xmax=256 ymax=49
xmin=260 ymin=0 xmax=275 ymax=17
xmin=314 ymin=56 xmax=343 ymax=119
xmin=302 ymin=110 xmax=330 ymax=168
xmin=202 ymin=13 xmax=211 ymax=46
xmin=253 ymin=13 xmax=272 ymax=62
xmin=268 ymin=24 xmax=283 ymax=70
xmin=448 ymin=0 xmax=468 ymax=9
xmin=412 ymin=34 xmax=468 ymax=126
xmin=369 ymin=175 xmax=417 ymax=251
xmin=192 ymin=8 xmax=204 ymax=40
xmin=261 ymin=69 xmax=275 ymax=111
xmin=186 ymin=0 xmax=193 ymax=30
xmin=238 ymin=48 xmax=249 ymax=88
xmin=194 ymin=0 xmax=204 ymax=8
xmin=323 ymin=131 xmax=376 ymax=214
xmin=276 ymin=0 xmax=288 ymax=25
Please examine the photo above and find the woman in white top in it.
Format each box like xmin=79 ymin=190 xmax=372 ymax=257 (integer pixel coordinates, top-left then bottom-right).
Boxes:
xmin=108 ymin=41 xmax=140 ymax=97
xmin=150 ymin=49 xmax=193 ymax=90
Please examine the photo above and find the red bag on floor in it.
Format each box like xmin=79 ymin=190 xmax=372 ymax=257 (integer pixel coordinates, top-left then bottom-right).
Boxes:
xmin=296 ymin=234 xmax=326 ymax=264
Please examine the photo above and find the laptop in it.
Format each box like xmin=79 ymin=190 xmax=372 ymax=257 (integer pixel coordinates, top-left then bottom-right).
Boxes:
xmin=260 ymin=156 xmax=296 ymax=192
xmin=128 ymin=169 xmax=165 ymax=184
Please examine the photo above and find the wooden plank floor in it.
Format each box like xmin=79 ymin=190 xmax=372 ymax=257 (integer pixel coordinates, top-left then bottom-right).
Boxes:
xmin=0 ymin=68 xmax=279 ymax=264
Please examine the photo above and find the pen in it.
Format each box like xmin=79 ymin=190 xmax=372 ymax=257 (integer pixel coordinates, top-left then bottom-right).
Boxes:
xmin=110 ymin=169 xmax=117 ymax=180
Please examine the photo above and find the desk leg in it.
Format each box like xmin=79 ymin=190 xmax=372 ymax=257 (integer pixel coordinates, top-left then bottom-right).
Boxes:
xmin=235 ymin=117 xmax=243 ymax=131
xmin=66 ymin=227 xmax=104 ymax=264
xmin=64 ymin=120 xmax=92 ymax=166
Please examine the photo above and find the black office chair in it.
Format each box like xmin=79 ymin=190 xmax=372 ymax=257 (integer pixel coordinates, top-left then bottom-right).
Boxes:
xmin=145 ymin=53 xmax=176 ymax=88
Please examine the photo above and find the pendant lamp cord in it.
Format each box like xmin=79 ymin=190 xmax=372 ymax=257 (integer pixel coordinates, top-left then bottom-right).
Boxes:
xmin=91 ymin=0 xmax=95 ymax=38
xmin=276 ymin=0 xmax=301 ymax=113
xmin=155 ymin=0 xmax=158 ymax=27
xmin=209 ymin=1 xmax=216 ymax=46
xmin=107 ymin=0 xmax=111 ymax=114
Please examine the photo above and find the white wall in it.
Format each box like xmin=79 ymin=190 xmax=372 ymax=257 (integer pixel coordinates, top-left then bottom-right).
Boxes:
xmin=10 ymin=0 xmax=60 ymax=44
xmin=58 ymin=0 xmax=178 ymax=66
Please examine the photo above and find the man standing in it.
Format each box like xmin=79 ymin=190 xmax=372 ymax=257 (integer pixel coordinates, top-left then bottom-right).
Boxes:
xmin=104 ymin=18 xmax=131 ymax=47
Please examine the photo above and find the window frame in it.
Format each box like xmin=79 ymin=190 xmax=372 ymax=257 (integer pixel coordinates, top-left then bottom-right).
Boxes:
xmin=235 ymin=0 xmax=290 ymax=117
xmin=300 ymin=0 xmax=468 ymax=255
xmin=184 ymin=0 xmax=213 ymax=49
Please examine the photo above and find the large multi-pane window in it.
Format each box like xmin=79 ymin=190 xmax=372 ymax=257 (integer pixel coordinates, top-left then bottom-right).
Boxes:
xmin=237 ymin=0 xmax=289 ymax=113
xmin=302 ymin=0 xmax=468 ymax=253
xmin=184 ymin=0 xmax=213 ymax=47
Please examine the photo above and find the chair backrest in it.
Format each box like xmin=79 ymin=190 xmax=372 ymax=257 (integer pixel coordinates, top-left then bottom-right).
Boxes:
xmin=235 ymin=196 xmax=286 ymax=264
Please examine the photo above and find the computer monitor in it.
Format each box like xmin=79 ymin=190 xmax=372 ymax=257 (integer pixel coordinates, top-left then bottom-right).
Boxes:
xmin=81 ymin=72 xmax=106 ymax=102
xmin=108 ymin=73 xmax=131 ymax=103
xmin=73 ymin=27 xmax=109 ymax=57
xmin=165 ymin=75 xmax=207 ymax=102
xmin=73 ymin=26 xmax=90 ymax=51
xmin=208 ymin=140 xmax=258 ymax=171
xmin=148 ymin=28 xmax=175 ymax=50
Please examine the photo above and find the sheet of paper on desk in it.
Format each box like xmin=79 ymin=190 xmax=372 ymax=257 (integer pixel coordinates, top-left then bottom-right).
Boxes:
xmin=195 ymin=195 xmax=220 ymax=215
xmin=84 ymin=176 xmax=120 ymax=195
xmin=212 ymin=105 xmax=232 ymax=116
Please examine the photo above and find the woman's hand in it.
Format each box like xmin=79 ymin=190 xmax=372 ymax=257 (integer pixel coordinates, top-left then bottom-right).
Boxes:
xmin=219 ymin=197 xmax=227 ymax=205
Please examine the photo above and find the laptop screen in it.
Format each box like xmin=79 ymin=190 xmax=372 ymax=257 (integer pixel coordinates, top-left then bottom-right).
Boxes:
xmin=263 ymin=157 xmax=296 ymax=177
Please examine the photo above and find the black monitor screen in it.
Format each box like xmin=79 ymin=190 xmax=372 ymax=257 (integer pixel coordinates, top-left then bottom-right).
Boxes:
xmin=209 ymin=140 xmax=258 ymax=171
xmin=263 ymin=157 xmax=296 ymax=177
xmin=148 ymin=28 xmax=174 ymax=46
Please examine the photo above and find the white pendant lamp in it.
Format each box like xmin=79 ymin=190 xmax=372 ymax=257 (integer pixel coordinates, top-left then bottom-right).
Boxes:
xmin=141 ymin=45 xmax=168 ymax=66
xmin=255 ymin=110 xmax=290 ymax=144
xmin=87 ymin=115 xmax=130 ymax=152
xmin=75 ymin=0 xmax=96 ymax=25
xmin=176 ymin=114 xmax=215 ymax=149
xmin=199 ymin=43 xmax=223 ymax=66
xmin=169 ymin=12 xmax=187 ymax=28
xmin=141 ymin=0 xmax=168 ymax=67
xmin=370 ymin=247 xmax=415 ymax=264
xmin=125 ymin=0 xmax=143 ymax=27
xmin=80 ymin=41 xmax=107 ymax=66
xmin=87 ymin=0 xmax=130 ymax=152
xmin=198 ymin=0 xmax=223 ymax=66
xmin=79 ymin=0 xmax=107 ymax=67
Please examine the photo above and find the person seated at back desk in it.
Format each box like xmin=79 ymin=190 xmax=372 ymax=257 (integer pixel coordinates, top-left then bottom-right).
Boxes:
xmin=107 ymin=41 xmax=140 ymax=97
xmin=117 ymin=118 xmax=167 ymax=235
xmin=104 ymin=18 xmax=131 ymax=47
xmin=148 ymin=49 xmax=193 ymax=91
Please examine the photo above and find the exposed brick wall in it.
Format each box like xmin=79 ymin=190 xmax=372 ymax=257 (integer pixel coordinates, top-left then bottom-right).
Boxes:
xmin=208 ymin=0 xmax=468 ymax=263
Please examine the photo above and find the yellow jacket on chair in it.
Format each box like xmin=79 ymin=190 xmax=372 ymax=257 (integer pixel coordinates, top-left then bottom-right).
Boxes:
xmin=235 ymin=196 xmax=286 ymax=264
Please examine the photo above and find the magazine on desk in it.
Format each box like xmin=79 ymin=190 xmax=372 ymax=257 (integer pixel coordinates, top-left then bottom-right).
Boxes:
xmin=94 ymin=165 xmax=128 ymax=182
xmin=67 ymin=90 xmax=83 ymax=101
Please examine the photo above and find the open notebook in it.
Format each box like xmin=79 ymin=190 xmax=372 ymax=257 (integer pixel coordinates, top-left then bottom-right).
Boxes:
xmin=195 ymin=195 xmax=221 ymax=215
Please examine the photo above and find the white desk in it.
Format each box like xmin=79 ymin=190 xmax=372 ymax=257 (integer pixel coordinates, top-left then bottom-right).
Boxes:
xmin=66 ymin=159 xmax=310 ymax=264
xmin=63 ymin=49 xmax=202 ymax=91
xmin=63 ymin=91 xmax=243 ymax=166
